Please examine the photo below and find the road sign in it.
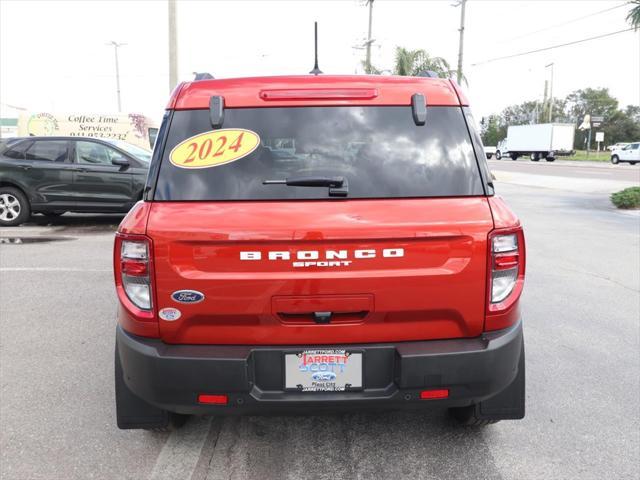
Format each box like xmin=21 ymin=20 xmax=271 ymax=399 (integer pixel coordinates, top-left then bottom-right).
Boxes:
xmin=595 ymin=132 xmax=604 ymax=142
xmin=591 ymin=116 xmax=604 ymax=123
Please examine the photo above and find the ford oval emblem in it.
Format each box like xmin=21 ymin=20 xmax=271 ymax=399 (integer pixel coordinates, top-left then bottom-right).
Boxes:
xmin=312 ymin=372 xmax=337 ymax=382
xmin=171 ymin=290 xmax=205 ymax=304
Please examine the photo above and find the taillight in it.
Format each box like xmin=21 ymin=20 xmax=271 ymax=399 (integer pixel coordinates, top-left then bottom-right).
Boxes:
xmin=486 ymin=227 xmax=526 ymax=331
xmin=120 ymin=239 xmax=152 ymax=310
xmin=115 ymin=233 xmax=155 ymax=320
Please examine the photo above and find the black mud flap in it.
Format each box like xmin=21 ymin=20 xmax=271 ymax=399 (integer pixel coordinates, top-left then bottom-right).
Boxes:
xmin=115 ymin=342 xmax=171 ymax=430
xmin=476 ymin=339 xmax=525 ymax=420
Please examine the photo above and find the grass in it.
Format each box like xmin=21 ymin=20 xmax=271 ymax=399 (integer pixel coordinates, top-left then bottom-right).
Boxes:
xmin=564 ymin=150 xmax=610 ymax=162
xmin=611 ymin=187 xmax=640 ymax=209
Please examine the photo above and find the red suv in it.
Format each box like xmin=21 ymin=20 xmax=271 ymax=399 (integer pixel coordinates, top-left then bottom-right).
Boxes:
xmin=114 ymin=75 xmax=526 ymax=430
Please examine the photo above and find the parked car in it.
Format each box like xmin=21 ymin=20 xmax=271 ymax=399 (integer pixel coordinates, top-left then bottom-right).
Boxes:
xmin=610 ymin=142 xmax=639 ymax=165
xmin=484 ymin=146 xmax=496 ymax=159
xmin=607 ymin=142 xmax=629 ymax=151
xmin=0 ymin=136 xmax=150 ymax=226
xmin=114 ymin=75 xmax=526 ymax=431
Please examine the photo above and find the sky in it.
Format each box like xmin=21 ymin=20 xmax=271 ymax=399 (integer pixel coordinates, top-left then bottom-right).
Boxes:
xmin=1 ymin=0 xmax=638 ymax=123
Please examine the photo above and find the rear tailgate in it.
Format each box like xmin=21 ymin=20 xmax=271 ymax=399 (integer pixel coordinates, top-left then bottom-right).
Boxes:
xmin=148 ymin=198 xmax=493 ymax=345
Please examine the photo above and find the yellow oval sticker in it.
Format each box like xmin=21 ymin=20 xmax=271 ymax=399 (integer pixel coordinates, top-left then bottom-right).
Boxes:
xmin=170 ymin=128 xmax=260 ymax=169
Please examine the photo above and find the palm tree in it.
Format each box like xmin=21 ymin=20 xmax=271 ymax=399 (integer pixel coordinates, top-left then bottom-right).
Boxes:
xmin=392 ymin=47 xmax=459 ymax=80
xmin=628 ymin=0 xmax=640 ymax=30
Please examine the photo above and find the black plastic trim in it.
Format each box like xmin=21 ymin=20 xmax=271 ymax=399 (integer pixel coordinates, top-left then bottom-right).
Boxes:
xmin=144 ymin=110 xmax=173 ymax=201
xmin=116 ymin=320 xmax=524 ymax=416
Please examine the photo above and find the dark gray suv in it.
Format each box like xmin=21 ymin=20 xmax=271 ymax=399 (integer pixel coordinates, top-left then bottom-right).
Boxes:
xmin=0 ymin=136 xmax=149 ymax=226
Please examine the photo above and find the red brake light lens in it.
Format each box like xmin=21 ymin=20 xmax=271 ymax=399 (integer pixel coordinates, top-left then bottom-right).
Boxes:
xmin=494 ymin=253 xmax=519 ymax=270
xmin=259 ymin=88 xmax=379 ymax=101
xmin=198 ymin=394 xmax=228 ymax=405
xmin=121 ymin=260 xmax=148 ymax=276
xmin=420 ymin=389 xmax=449 ymax=400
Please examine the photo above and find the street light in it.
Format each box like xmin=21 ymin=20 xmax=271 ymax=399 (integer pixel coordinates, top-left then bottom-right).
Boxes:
xmin=106 ymin=41 xmax=126 ymax=112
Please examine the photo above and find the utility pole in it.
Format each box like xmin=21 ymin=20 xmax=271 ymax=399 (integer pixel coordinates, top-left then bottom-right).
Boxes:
xmin=546 ymin=62 xmax=554 ymax=122
xmin=364 ymin=0 xmax=374 ymax=74
xmin=168 ymin=0 xmax=178 ymax=92
xmin=106 ymin=41 xmax=125 ymax=112
xmin=542 ymin=80 xmax=548 ymax=123
xmin=455 ymin=0 xmax=467 ymax=84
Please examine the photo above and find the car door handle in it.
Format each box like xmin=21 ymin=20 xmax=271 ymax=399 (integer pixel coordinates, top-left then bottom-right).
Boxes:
xmin=70 ymin=167 xmax=89 ymax=172
xmin=19 ymin=165 xmax=31 ymax=171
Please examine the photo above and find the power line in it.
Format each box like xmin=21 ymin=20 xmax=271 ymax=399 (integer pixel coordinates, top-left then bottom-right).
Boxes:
xmin=499 ymin=2 xmax=630 ymax=44
xmin=471 ymin=28 xmax=635 ymax=66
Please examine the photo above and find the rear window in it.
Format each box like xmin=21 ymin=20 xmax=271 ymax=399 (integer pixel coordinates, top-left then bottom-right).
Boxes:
xmin=1 ymin=140 xmax=32 ymax=160
xmin=154 ymin=106 xmax=484 ymax=201
xmin=26 ymin=141 xmax=68 ymax=162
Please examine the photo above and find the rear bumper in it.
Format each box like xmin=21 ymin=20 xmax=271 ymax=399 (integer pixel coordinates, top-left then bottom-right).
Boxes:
xmin=116 ymin=321 xmax=524 ymax=415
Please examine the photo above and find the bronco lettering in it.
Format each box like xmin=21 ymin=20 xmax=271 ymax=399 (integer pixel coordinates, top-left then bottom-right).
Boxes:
xmin=240 ymin=248 xmax=404 ymax=261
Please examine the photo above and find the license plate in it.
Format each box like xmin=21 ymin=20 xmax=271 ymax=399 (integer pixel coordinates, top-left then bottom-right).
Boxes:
xmin=284 ymin=349 xmax=363 ymax=392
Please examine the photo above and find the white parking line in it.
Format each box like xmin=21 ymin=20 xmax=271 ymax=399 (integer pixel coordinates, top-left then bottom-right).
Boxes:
xmin=0 ymin=267 xmax=111 ymax=272
xmin=150 ymin=417 xmax=213 ymax=480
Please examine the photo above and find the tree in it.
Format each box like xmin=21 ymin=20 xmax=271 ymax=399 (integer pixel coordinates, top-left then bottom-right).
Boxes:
xmin=627 ymin=0 xmax=640 ymax=30
xmin=601 ymin=106 xmax=640 ymax=146
xmin=392 ymin=47 xmax=462 ymax=81
xmin=565 ymin=88 xmax=619 ymax=122
xmin=480 ymin=115 xmax=506 ymax=146
xmin=541 ymin=98 xmax=568 ymax=123
xmin=625 ymin=105 xmax=640 ymax=123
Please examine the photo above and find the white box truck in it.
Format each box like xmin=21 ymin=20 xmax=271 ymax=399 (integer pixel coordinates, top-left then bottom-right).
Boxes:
xmin=495 ymin=123 xmax=575 ymax=162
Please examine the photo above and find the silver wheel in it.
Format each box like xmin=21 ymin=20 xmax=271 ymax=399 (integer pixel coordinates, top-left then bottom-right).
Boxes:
xmin=0 ymin=193 xmax=21 ymax=222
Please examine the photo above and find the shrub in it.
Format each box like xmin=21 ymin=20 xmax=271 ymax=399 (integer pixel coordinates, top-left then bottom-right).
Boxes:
xmin=611 ymin=187 xmax=640 ymax=209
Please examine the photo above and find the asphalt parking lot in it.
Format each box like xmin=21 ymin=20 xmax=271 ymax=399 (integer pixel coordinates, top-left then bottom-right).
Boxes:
xmin=1 ymin=161 xmax=639 ymax=480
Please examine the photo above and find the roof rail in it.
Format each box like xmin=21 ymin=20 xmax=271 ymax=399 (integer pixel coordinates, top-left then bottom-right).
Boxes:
xmin=193 ymin=72 xmax=215 ymax=80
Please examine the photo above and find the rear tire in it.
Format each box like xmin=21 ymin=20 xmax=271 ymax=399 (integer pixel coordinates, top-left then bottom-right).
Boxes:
xmin=545 ymin=157 xmax=555 ymax=162
xmin=530 ymin=153 xmax=540 ymax=161
xmin=449 ymin=405 xmax=500 ymax=426
xmin=486 ymin=153 xmax=493 ymax=160
xmin=147 ymin=413 xmax=188 ymax=433
xmin=611 ymin=155 xmax=619 ymax=164
xmin=510 ymin=153 xmax=519 ymax=161
xmin=630 ymin=162 xmax=637 ymax=165
xmin=0 ymin=187 xmax=30 ymax=227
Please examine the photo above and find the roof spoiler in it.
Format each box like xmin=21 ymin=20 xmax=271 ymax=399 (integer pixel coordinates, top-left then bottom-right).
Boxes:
xmin=209 ymin=95 xmax=225 ymax=128
xmin=411 ymin=93 xmax=427 ymax=126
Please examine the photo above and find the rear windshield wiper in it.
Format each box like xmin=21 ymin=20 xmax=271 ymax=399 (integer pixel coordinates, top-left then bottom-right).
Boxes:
xmin=263 ymin=176 xmax=348 ymax=197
